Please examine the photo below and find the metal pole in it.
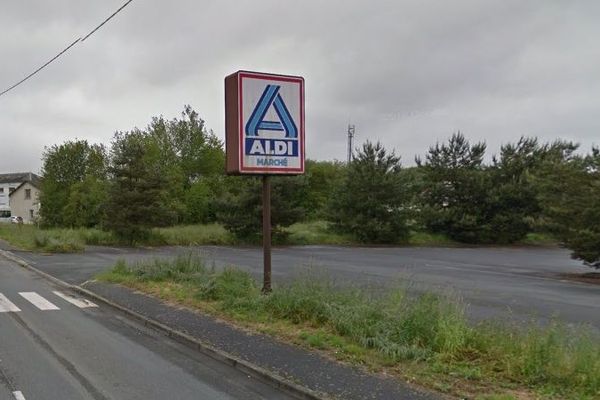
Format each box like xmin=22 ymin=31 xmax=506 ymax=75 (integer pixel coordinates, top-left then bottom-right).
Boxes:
xmin=262 ymin=175 xmax=272 ymax=294
xmin=347 ymin=124 xmax=355 ymax=164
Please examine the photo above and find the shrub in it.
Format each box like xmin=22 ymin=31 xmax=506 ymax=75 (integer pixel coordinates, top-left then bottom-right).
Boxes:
xmin=328 ymin=141 xmax=410 ymax=244
xmin=216 ymin=176 xmax=306 ymax=242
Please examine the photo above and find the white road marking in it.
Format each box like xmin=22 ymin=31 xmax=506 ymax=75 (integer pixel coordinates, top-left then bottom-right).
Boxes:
xmin=53 ymin=291 xmax=98 ymax=308
xmin=0 ymin=293 xmax=21 ymax=313
xmin=13 ymin=391 xmax=26 ymax=400
xmin=18 ymin=292 xmax=60 ymax=311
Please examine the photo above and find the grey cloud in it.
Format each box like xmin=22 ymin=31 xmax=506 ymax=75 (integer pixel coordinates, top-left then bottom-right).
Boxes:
xmin=0 ymin=0 xmax=598 ymax=172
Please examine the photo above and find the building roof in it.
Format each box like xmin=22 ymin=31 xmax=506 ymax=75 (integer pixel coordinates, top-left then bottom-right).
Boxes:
xmin=9 ymin=180 xmax=40 ymax=197
xmin=0 ymin=172 xmax=41 ymax=186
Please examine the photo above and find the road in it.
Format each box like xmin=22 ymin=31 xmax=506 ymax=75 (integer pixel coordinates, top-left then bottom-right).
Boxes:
xmin=0 ymin=257 xmax=296 ymax=400
xmin=12 ymin=245 xmax=600 ymax=328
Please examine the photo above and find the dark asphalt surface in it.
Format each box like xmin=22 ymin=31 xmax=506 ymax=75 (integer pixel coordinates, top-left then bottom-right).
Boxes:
xmin=0 ymin=258 xmax=296 ymax=400
xmin=12 ymin=245 xmax=599 ymax=328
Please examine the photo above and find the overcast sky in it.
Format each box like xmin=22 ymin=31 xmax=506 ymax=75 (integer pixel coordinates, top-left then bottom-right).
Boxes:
xmin=1 ymin=0 xmax=599 ymax=173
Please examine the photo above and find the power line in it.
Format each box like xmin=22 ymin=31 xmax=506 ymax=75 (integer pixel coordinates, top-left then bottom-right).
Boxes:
xmin=82 ymin=0 xmax=134 ymax=42
xmin=0 ymin=0 xmax=134 ymax=98
xmin=0 ymin=37 xmax=81 ymax=97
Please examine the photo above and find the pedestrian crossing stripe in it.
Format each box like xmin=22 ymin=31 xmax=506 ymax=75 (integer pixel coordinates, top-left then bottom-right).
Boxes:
xmin=13 ymin=391 xmax=26 ymax=400
xmin=19 ymin=292 xmax=60 ymax=310
xmin=0 ymin=293 xmax=21 ymax=312
xmin=53 ymin=291 xmax=98 ymax=308
xmin=0 ymin=291 xmax=97 ymax=312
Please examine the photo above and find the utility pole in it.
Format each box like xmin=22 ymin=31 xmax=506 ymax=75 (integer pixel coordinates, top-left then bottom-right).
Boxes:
xmin=347 ymin=124 xmax=355 ymax=164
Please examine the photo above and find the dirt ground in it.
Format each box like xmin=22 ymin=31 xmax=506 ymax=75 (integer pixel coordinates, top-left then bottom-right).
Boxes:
xmin=559 ymin=272 xmax=600 ymax=285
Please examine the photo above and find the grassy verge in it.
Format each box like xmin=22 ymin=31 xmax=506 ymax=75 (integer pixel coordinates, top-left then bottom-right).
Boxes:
xmin=285 ymin=221 xmax=459 ymax=246
xmin=98 ymin=255 xmax=600 ymax=399
xmin=284 ymin=220 xmax=354 ymax=245
xmin=407 ymin=231 xmax=458 ymax=247
xmin=153 ymin=224 xmax=234 ymax=246
xmin=0 ymin=223 xmax=232 ymax=252
xmin=0 ymin=221 xmax=552 ymax=253
xmin=0 ymin=221 xmax=352 ymax=251
xmin=519 ymin=233 xmax=559 ymax=247
xmin=0 ymin=224 xmax=112 ymax=252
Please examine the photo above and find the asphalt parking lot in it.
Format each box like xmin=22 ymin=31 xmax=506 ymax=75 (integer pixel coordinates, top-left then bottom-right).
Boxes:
xmin=11 ymin=244 xmax=600 ymax=328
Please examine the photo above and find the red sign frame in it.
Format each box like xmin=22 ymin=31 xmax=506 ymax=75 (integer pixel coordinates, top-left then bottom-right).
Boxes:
xmin=225 ymin=70 xmax=305 ymax=175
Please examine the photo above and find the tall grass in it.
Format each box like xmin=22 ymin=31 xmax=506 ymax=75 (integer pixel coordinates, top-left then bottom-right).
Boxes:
xmin=408 ymin=231 xmax=457 ymax=246
xmin=0 ymin=223 xmax=231 ymax=252
xmin=0 ymin=224 xmax=39 ymax=250
xmin=153 ymin=224 xmax=233 ymax=246
xmin=0 ymin=221 xmax=562 ymax=252
xmin=285 ymin=221 xmax=354 ymax=245
xmin=100 ymin=255 xmax=600 ymax=399
xmin=519 ymin=232 xmax=559 ymax=246
xmin=0 ymin=224 xmax=85 ymax=252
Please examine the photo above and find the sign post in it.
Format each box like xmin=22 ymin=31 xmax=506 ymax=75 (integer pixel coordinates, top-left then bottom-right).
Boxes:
xmin=225 ymin=71 xmax=305 ymax=293
xmin=262 ymin=175 xmax=272 ymax=293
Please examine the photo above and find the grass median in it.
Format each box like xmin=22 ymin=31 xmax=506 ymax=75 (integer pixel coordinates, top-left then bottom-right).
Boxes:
xmin=97 ymin=255 xmax=599 ymax=399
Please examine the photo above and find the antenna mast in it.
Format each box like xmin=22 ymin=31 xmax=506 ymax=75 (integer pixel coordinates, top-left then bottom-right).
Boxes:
xmin=347 ymin=124 xmax=355 ymax=163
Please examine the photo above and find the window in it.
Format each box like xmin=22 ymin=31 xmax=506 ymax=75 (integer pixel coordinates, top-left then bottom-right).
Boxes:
xmin=25 ymin=189 xmax=31 ymax=199
xmin=30 ymin=209 xmax=34 ymax=219
xmin=0 ymin=188 xmax=3 ymax=194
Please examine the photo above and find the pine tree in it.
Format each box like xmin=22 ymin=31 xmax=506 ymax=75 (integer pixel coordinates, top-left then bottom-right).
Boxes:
xmin=104 ymin=131 xmax=175 ymax=244
xmin=329 ymin=141 xmax=410 ymax=243
xmin=416 ymin=132 xmax=489 ymax=243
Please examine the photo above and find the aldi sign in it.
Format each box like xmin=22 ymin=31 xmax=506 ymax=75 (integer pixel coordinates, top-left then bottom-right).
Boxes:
xmin=225 ymin=71 xmax=305 ymax=174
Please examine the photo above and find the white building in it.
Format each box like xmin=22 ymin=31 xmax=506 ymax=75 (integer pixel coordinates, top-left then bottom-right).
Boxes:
xmin=0 ymin=173 xmax=41 ymax=221
xmin=9 ymin=181 xmax=41 ymax=224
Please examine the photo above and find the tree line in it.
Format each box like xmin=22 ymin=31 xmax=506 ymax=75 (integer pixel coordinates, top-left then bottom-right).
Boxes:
xmin=39 ymin=106 xmax=599 ymax=268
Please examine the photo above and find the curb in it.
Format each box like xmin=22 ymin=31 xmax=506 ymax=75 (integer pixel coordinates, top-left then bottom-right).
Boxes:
xmin=0 ymin=249 xmax=327 ymax=400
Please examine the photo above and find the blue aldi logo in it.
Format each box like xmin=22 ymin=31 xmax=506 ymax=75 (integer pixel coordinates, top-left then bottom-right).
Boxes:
xmin=246 ymin=84 xmax=298 ymax=139
xmin=245 ymin=84 xmax=299 ymax=160
xmin=225 ymin=71 xmax=305 ymax=174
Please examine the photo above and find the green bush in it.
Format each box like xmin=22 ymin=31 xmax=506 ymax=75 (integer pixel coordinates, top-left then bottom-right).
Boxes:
xmin=216 ymin=176 xmax=306 ymax=242
xmin=328 ymin=141 xmax=410 ymax=244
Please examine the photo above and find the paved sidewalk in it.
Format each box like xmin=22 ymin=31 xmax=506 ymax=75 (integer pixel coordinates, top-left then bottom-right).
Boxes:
xmin=81 ymin=280 xmax=441 ymax=400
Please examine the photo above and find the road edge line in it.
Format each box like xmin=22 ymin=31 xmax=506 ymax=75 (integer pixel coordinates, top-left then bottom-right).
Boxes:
xmin=0 ymin=249 xmax=326 ymax=400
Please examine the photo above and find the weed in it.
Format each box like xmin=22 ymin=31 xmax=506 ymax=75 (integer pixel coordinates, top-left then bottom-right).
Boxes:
xmin=154 ymin=224 xmax=234 ymax=246
xmin=99 ymin=257 xmax=600 ymax=399
xmin=476 ymin=395 xmax=517 ymax=400
xmin=408 ymin=231 xmax=457 ymax=246
xmin=519 ymin=232 xmax=558 ymax=246
xmin=285 ymin=221 xmax=353 ymax=245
